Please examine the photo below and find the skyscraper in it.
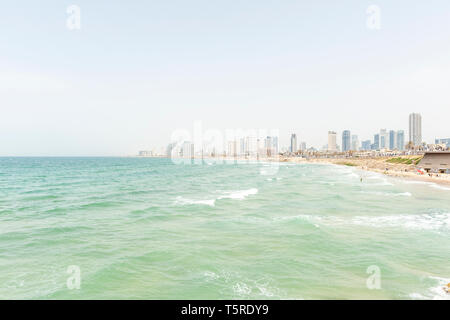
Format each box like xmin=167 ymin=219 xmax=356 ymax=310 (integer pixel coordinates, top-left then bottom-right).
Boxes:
xmin=409 ymin=113 xmax=422 ymax=146
xmin=290 ymin=134 xmax=297 ymax=153
xmin=379 ymin=129 xmax=389 ymax=149
xmin=389 ymin=130 xmax=397 ymax=150
xmin=397 ymin=131 xmax=405 ymax=151
xmin=328 ymin=131 xmax=337 ymax=152
xmin=351 ymin=135 xmax=359 ymax=151
xmin=373 ymin=134 xmax=380 ymax=150
xmin=361 ymin=140 xmax=371 ymax=151
xmin=342 ymin=130 xmax=351 ymax=152
xmin=300 ymin=142 xmax=307 ymax=151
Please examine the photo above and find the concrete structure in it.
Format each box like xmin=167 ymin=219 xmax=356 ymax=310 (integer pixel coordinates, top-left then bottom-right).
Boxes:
xmin=418 ymin=152 xmax=450 ymax=173
xmin=351 ymin=135 xmax=359 ymax=151
xmin=389 ymin=130 xmax=396 ymax=150
xmin=361 ymin=140 xmax=371 ymax=151
xmin=290 ymin=134 xmax=297 ymax=153
xmin=372 ymin=134 xmax=380 ymax=150
xmin=435 ymin=138 xmax=450 ymax=148
xmin=300 ymin=142 xmax=307 ymax=151
xmin=182 ymin=141 xmax=194 ymax=159
xmin=227 ymin=140 xmax=237 ymax=157
xmin=397 ymin=130 xmax=405 ymax=151
xmin=380 ymin=129 xmax=389 ymax=149
xmin=342 ymin=130 xmax=351 ymax=152
xmin=409 ymin=113 xmax=422 ymax=146
xmin=328 ymin=131 xmax=337 ymax=152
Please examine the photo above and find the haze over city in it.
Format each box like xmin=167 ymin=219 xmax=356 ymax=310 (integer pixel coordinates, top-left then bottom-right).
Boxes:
xmin=1 ymin=1 xmax=450 ymax=156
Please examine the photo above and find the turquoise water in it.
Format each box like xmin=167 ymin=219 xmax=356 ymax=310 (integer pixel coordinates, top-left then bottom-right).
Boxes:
xmin=0 ymin=157 xmax=449 ymax=300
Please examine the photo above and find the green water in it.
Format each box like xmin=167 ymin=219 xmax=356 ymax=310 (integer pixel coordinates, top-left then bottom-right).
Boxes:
xmin=0 ymin=157 xmax=449 ymax=299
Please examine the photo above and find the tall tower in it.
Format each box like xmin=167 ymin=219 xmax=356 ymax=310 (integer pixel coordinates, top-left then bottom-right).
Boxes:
xmin=342 ymin=130 xmax=351 ymax=152
xmin=290 ymin=134 xmax=297 ymax=153
xmin=409 ymin=113 xmax=422 ymax=146
xmin=328 ymin=131 xmax=337 ymax=152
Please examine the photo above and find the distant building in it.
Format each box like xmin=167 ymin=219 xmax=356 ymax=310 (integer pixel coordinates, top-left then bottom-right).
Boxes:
xmin=227 ymin=140 xmax=237 ymax=157
xmin=397 ymin=131 xmax=405 ymax=151
xmin=138 ymin=150 xmax=152 ymax=157
xmin=239 ymin=138 xmax=246 ymax=156
xmin=418 ymin=152 xmax=450 ymax=173
xmin=351 ymin=135 xmax=359 ymax=151
xmin=272 ymin=136 xmax=279 ymax=155
xmin=389 ymin=130 xmax=396 ymax=150
xmin=290 ymin=134 xmax=297 ymax=153
xmin=300 ymin=142 xmax=307 ymax=151
xmin=264 ymin=136 xmax=278 ymax=156
xmin=435 ymin=138 xmax=450 ymax=148
xmin=342 ymin=130 xmax=351 ymax=152
xmin=409 ymin=113 xmax=422 ymax=146
xmin=328 ymin=131 xmax=337 ymax=152
xmin=373 ymin=134 xmax=380 ymax=150
xmin=380 ymin=129 xmax=389 ymax=149
xmin=182 ymin=141 xmax=194 ymax=159
xmin=361 ymin=140 xmax=371 ymax=151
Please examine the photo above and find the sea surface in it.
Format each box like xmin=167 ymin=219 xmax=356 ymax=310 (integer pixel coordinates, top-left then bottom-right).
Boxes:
xmin=0 ymin=157 xmax=449 ymax=299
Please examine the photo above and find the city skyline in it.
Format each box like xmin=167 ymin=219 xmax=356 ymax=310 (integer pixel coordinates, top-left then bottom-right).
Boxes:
xmin=159 ymin=112 xmax=450 ymax=156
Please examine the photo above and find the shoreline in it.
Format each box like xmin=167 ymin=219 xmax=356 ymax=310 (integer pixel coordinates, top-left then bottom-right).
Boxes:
xmin=282 ymin=157 xmax=450 ymax=186
xmin=137 ymin=155 xmax=450 ymax=187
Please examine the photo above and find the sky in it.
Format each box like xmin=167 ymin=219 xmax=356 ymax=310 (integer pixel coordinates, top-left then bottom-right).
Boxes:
xmin=1 ymin=0 xmax=450 ymax=156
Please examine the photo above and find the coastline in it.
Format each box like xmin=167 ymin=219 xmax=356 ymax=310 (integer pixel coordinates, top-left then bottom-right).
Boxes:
xmin=281 ymin=156 xmax=450 ymax=186
xmin=136 ymin=155 xmax=450 ymax=187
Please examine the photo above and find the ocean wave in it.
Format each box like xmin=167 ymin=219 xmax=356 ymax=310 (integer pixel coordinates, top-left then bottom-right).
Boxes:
xmin=430 ymin=184 xmax=450 ymax=191
xmin=360 ymin=191 xmax=412 ymax=197
xmin=278 ymin=212 xmax=450 ymax=231
xmin=175 ymin=188 xmax=258 ymax=207
xmin=217 ymin=188 xmax=258 ymax=200
xmin=175 ymin=196 xmax=216 ymax=207
xmin=409 ymin=276 xmax=450 ymax=300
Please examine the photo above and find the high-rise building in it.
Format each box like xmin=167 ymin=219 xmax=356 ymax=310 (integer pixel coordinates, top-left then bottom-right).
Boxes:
xmin=264 ymin=136 xmax=278 ymax=156
xmin=300 ymin=142 xmax=307 ymax=151
xmin=290 ymin=134 xmax=297 ymax=153
xmin=373 ymin=134 xmax=380 ymax=150
xmin=397 ymin=131 xmax=405 ymax=151
xmin=227 ymin=140 xmax=237 ymax=157
xmin=379 ymin=129 xmax=389 ymax=149
xmin=182 ymin=141 xmax=194 ymax=158
xmin=239 ymin=138 xmax=246 ymax=156
xmin=361 ymin=140 xmax=371 ymax=151
xmin=389 ymin=130 xmax=397 ymax=150
xmin=342 ymin=130 xmax=351 ymax=152
xmin=328 ymin=131 xmax=337 ymax=152
xmin=351 ymin=135 xmax=359 ymax=151
xmin=272 ymin=136 xmax=279 ymax=155
xmin=409 ymin=113 xmax=422 ymax=146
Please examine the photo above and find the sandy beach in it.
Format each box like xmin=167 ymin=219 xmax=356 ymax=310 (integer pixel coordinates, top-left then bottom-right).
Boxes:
xmin=280 ymin=156 xmax=450 ymax=186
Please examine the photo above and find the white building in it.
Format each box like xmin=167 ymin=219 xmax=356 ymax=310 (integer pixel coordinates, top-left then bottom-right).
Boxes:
xmin=328 ymin=131 xmax=337 ymax=152
xmin=290 ymin=134 xmax=297 ymax=153
xmin=409 ymin=113 xmax=422 ymax=146
xmin=351 ymin=135 xmax=359 ymax=151
xmin=182 ymin=142 xmax=194 ymax=159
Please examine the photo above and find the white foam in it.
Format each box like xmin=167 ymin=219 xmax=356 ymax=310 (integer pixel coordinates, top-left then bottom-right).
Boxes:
xmin=175 ymin=188 xmax=258 ymax=207
xmin=233 ymin=282 xmax=252 ymax=295
xmin=430 ymin=184 xmax=450 ymax=191
xmin=279 ymin=212 xmax=450 ymax=231
xmin=410 ymin=276 xmax=450 ymax=300
xmin=175 ymin=196 xmax=216 ymax=207
xmin=361 ymin=191 xmax=412 ymax=197
xmin=218 ymin=188 xmax=258 ymax=200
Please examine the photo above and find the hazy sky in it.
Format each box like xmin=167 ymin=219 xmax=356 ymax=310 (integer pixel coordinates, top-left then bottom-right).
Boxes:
xmin=1 ymin=0 xmax=450 ymax=156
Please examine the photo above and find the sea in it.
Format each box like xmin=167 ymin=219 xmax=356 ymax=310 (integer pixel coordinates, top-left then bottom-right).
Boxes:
xmin=0 ymin=157 xmax=449 ymax=299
